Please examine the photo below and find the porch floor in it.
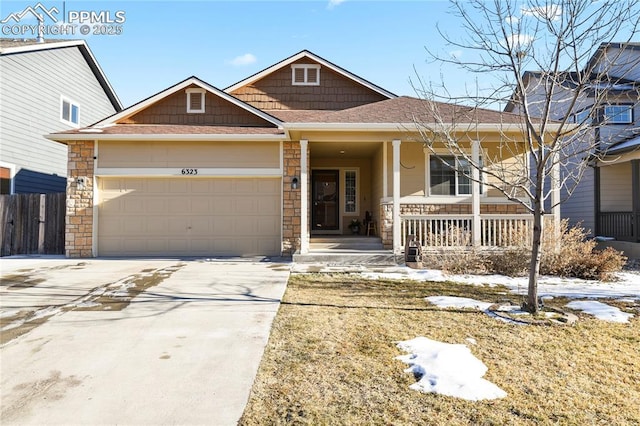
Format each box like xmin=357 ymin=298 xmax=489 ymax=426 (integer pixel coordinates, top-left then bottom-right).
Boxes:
xmin=294 ymin=236 xmax=400 ymax=266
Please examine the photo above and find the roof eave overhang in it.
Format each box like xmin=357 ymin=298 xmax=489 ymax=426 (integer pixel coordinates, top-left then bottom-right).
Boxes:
xmin=284 ymin=122 xmax=545 ymax=133
xmin=45 ymin=133 xmax=286 ymax=143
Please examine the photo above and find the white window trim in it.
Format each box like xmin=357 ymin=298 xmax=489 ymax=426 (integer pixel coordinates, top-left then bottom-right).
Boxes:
xmin=426 ymin=153 xmax=484 ymax=197
xmin=343 ymin=169 xmax=358 ymax=215
xmin=0 ymin=161 xmax=16 ymax=194
xmin=60 ymin=95 xmax=80 ymax=127
xmin=291 ymin=64 xmax=321 ymax=86
xmin=186 ymin=88 xmax=206 ymax=113
xmin=603 ymin=104 xmax=633 ymax=124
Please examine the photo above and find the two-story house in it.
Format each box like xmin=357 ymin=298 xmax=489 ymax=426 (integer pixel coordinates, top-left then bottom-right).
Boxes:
xmin=505 ymin=42 xmax=640 ymax=243
xmin=0 ymin=39 xmax=122 ymax=194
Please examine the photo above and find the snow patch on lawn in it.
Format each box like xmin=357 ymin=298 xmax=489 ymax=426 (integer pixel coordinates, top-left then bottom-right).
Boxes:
xmin=396 ymin=336 xmax=507 ymax=401
xmin=426 ymin=296 xmax=493 ymax=311
xmin=360 ymin=267 xmax=640 ymax=299
xmin=566 ymin=300 xmax=633 ymax=323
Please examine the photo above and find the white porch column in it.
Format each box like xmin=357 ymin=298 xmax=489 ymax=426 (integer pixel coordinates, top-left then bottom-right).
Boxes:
xmin=472 ymin=140 xmax=481 ymax=247
xmin=392 ymin=139 xmax=401 ymax=254
xmin=551 ymin=150 xmax=561 ymax=248
xmin=382 ymin=141 xmax=388 ymax=198
xmin=300 ymin=139 xmax=309 ymax=254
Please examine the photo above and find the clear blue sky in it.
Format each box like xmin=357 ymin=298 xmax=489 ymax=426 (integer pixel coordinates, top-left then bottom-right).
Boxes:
xmin=3 ymin=0 xmax=639 ymax=108
xmin=1 ymin=0 xmax=476 ymax=107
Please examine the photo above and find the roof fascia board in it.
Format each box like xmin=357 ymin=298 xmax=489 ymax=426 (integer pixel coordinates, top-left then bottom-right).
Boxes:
xmin=45 ymin=133 xmax=285 ymax=143
xmin=224 ymin=50 xmax=397 ymax=99
xmin=284 ymin=122 xmax=546 ymax=132
xmin=94 ymin=77 xmax=283 ymax=128
xmin=0 ymin=39 xmax=84 ymax=54
xmin=76 ymin=42 xmax=123 ymax=111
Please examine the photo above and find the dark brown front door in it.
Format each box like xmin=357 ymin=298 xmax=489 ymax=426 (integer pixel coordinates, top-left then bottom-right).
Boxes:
xmin=312 ymin=170 xmax=339 ymax=231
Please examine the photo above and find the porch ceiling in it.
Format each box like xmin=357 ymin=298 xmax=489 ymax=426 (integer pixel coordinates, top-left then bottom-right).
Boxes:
xmin=310 ymin=141 xmax=380 ymax=159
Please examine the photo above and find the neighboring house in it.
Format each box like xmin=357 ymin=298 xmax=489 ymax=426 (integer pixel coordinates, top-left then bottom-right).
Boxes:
xmin=0 ymin=39 xmax=122 ymax=194
xmin=48 ymin=50 xmax=548 ymax=258
xmin=505 ymin=42 xmax=640 ymax=242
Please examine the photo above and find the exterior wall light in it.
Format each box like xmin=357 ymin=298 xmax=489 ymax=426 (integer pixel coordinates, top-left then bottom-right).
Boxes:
xmin=291 ymin=176 xmax=299 ymax=189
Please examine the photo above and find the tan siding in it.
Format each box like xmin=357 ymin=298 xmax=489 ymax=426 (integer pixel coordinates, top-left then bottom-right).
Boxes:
xmin=400 ymin=142 xmax=425 ymax=196
xmin=98 ymin=141 xmax=280 ymax=168
xmin=121 ymin=85 xmax=273 ymax=126
xmin=230 ymin=58 xmax=388 ymax=110
xmin=600 ymin=163 xmax=632 ymax=211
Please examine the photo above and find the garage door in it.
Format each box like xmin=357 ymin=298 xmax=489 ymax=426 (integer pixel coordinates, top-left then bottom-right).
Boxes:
xmin=97 ymin=177 xmax=281 ymax=256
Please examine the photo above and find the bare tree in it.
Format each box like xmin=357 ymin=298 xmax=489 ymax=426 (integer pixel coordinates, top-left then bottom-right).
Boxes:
xmin=413 ymin=0 xmax=640 ymax=313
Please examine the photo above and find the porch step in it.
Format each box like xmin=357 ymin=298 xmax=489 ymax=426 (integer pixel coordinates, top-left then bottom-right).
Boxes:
xmin=310 ymin=236 xmax=384 ymax=251
xmin=296 ymin=236 xmax=398 ymax=266
xmin=293 ymin=251 xmax=400 ymax=266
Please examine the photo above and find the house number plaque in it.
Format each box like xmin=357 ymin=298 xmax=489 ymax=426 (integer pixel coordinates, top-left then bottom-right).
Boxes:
xmin=181 ymin=168 xmax=198 ymax=175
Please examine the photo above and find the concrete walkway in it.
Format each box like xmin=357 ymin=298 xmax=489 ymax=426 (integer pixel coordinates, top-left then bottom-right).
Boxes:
xmin=0 ymin=257 xmax=290 ymax=425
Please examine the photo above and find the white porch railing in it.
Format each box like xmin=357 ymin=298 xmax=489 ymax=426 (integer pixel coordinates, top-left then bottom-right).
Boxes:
xmin=400 ymin=214 xmax=534 ymax=249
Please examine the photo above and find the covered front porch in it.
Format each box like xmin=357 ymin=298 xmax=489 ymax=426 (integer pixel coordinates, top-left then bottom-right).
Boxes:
xmin=294 ymin=136 xmax=555 ymax=255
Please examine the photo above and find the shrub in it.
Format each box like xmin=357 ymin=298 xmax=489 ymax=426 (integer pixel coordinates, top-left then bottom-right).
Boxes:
xmin=416 ymin=219 xmax=626 ymax=280
xmin=487 ymin=247 xmax=530 ymax=277
xmin=540 ymin=220 xmax=627 ymax=280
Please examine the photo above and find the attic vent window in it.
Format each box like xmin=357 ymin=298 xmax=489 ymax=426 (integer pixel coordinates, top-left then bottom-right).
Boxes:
xmin=186 ymin=88 xmax=205 ymax=113
xmin=291 ymin=64 xmax=320 ymax=86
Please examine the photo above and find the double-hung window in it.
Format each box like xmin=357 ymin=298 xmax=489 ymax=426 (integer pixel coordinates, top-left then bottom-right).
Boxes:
xmin=60 ymin=97 xmax=80 ymax=126
xmin=429 ymin=155 xmax=482 ymax=196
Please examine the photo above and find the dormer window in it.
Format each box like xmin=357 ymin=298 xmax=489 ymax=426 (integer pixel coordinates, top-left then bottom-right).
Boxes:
xmin=186 ymin=88 xmax=205 ymax=113
xmin=291 ymin=64 xmax=320 ymax=86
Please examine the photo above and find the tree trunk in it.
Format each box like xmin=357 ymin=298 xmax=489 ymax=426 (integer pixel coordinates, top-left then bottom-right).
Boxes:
xmin=526 ymin=207 xmax=544 ymax=314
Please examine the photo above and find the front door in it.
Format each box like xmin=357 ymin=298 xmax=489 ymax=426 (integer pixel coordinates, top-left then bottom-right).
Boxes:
xmin=312 ymin=170 xmax=339 ymax=231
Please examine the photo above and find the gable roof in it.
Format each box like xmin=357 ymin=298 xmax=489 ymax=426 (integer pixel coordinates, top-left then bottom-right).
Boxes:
xmin=93 ymin=76 xmax=283 ymax=128
xmin=0 ymin=38 xmax=122 ymax=111
xmin=504 ymin=42 xmax=640 ymax=112
xmin=585 ymin=42 xmax=640 ymax=72
xmin=224 ymin=50 xmax=397 ymax=99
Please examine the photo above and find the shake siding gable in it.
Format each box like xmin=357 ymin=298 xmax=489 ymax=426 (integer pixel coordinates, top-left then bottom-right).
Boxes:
xmin=230 ymin=58 xmax=389 ymax=110
xmin=0 ymin=46 xmax=118 ymax=193
xmin=120 ymin=85 xmax=277 ymax=127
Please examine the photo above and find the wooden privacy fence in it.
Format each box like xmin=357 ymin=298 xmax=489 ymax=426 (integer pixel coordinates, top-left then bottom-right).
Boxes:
xmin=0 ymin=193 xmax=65 ymax=256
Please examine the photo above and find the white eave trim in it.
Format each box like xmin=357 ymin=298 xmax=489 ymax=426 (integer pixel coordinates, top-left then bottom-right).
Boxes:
xmin=224 ymin=50 xmax=397 ymax=99
xmin=0 ymin=40 xmax=85 ymax=55
xmin=45 ymin=133 xmax=285 ymax=142
xmin=283 ymin=122 xmax=557 ymax=133
xmin=94 ymin=77 xmax=283 ymax=128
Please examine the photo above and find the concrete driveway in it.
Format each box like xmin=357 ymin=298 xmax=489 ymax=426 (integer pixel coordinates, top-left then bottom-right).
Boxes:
xmin=0 ymin=257 xmax=291 ymax=425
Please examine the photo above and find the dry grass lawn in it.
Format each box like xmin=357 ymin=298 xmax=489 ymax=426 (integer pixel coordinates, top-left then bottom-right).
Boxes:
xmin=239 ymin=274 xmax=640 ymax=425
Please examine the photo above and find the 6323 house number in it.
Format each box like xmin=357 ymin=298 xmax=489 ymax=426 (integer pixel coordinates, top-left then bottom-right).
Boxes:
xmin=181 ymin=168 xmax=198 ymax=175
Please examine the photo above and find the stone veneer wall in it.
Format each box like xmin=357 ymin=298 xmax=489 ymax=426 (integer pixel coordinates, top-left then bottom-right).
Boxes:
xmin=380 ymin=202 xmax=530 ymax=248
xmin=282 ymin=142 xmax=302 ymax=255
xmin=65 ymin=141 xmax=95 ymax=258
